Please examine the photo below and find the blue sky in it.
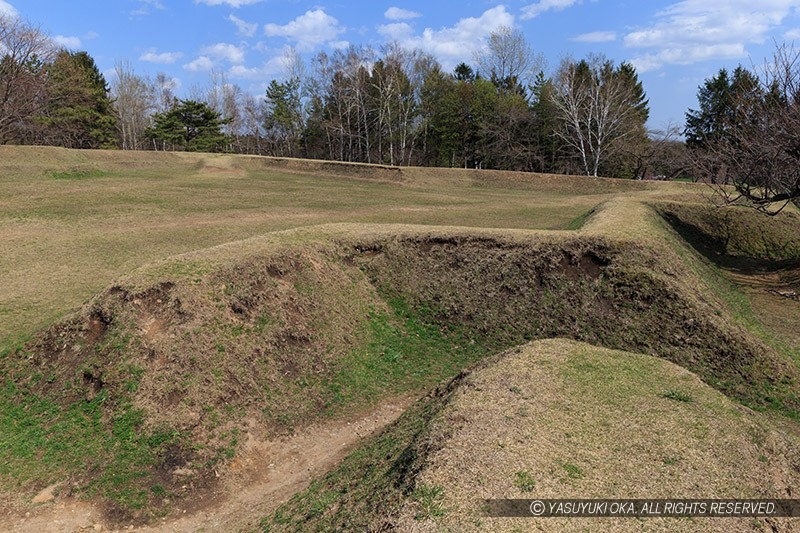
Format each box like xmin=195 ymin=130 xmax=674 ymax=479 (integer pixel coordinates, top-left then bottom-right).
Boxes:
xmin=4 ymin=0 xmax=800 ymax=130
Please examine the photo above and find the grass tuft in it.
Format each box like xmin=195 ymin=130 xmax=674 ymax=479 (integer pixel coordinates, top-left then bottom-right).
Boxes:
xmin=662 ymin=389 xmax=694 ymax=403
xmin=412 ymin=484 xmax=446 ymax=520
xmin=513 ymin=470 xmax=536 ymax=492
xmin=47 ymin=168 xmax=109 ymax=180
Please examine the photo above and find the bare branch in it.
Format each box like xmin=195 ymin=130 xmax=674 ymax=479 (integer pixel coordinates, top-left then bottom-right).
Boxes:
xmin=688 ymin=43 xmax=800 ymax=214
xmin=0 ymin=15 xmax=57 ymax=143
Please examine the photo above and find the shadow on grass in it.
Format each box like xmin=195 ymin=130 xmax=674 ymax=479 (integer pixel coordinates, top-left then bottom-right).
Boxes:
xmin=660 ymin=209 xmax=800 ymax=274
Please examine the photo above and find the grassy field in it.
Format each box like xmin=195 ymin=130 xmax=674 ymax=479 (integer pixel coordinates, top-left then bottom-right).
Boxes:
xmin=0 ymin=146 xmax=635 ymax=345
xmin=1 ymin=146 xmax=799 ymax=529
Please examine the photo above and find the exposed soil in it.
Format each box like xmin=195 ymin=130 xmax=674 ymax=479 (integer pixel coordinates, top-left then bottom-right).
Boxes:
xmin=5 ymin=226 xmax=800 ymax=529
xmin=351 ymin=232 xmax=800 ymax=413
xmin=0 ymin=394 xmax=413 ymax=532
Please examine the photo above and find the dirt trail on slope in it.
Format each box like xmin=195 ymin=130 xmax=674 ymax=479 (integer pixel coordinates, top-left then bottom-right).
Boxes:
xmin=0 ymin=396 xmax=414 ymax=533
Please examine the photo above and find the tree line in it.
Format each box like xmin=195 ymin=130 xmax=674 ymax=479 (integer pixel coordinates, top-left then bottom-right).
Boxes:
xmin=684 ymin=43 xmax=800 ymax=213
xmin=0 ymin=15 xmax=115 ymax=148
xmin=2 ymin=17 xmax=687 ymax=179
xmin=5 ymin=13 xmax=799 ymax=210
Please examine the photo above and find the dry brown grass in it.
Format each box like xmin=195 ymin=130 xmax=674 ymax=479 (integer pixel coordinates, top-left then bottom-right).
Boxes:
xmin=0 ymin=146 xmax=652 ymax=344
xmin=395 ymin=339 xmax=800 ymax=532
xmin=3 ymin=147 xmax=800 ymax=530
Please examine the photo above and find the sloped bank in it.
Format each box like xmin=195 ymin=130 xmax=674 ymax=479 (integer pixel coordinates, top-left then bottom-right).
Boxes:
xmin=656 ymin=202 xmax=800 ymax=269
xmin=261 ymin=340 xmax=800 ymax=532
xmin=4 ymin=226 xmax=798 ymax=525
xmin=349 ymin=231 xmax=798 ymax=414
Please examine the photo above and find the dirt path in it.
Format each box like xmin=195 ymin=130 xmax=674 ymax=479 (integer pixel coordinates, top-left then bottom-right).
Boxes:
xmin=0 ymin=396 xmax=414 ymax=533
xmin=726 ymin=268 xmax=800 ymax=355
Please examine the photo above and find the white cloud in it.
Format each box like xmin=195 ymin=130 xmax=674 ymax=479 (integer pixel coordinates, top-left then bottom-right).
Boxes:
xmin=201 ymin=42 xmax=245 ymax=64
xmin=226 ymin=47 xmax=298 ymax=82
xmin=229 ymin=14 xmax=257 ymax=37
xmin=131 ymin=0 xmax=164 ymax=17
xmin=140 ymin=49 xmax=184 ymax=64
xmin=571 ymin=31 xmax=616 ymax=43
xmin=521 ymin=0 xmax=581 ymax=20
xmin=385 ymin=7 xmax=422 ymax=20
xmin=634 ymin=44 xmax=748 ymax=72
xmin=53 ymin=35 xmax=81 ymax=49
xmin=195 ymin=0 xmax=264 ymax=7
xmin=378 ymin=22 xmax=414 ymax=40
xmin=397 ymin=6 xmax=514 ymax=69
xmin=184 ymin=55 xmax=214 ymax=72
xmin=0 ymin=1 xmax=18 ymax=18
xmin=228 ymin=64 xmax=262 ymax=79
xmin=179 ymin=43 xmax=244 ymax=73
xmin=264 ymin=9 xmax=345 ymax=51
xmin=624 ymin=0 xmax=800 ymax=71
xmin=229 ymin=57 xmax=284 ymax=80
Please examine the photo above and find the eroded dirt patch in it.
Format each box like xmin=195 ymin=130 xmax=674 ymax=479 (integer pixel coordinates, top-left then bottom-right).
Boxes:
xmin=5 ymin=228 xmax=800 ymax=528
xmin=0 ymin=395 xmax=412 ymax=532
xmin=351 ymin=233 xmax=797 ymax=413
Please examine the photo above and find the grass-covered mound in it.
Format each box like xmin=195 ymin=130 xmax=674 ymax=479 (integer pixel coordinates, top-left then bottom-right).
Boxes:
xmin=0 ymin=146 xmax=613 ymax=345
xmin=657 ymin=202 xmax=800 ymax=269
xmin=3 ymin=223 xmax=799 ymax=525
xmin=351 ymin=229 xmax=799 ymax=416
xmin=2 ymin=147 xmax=799 ymax=529
xmin=261 ymin=339 xmax=800 ymax=532
xmin=2 ymin=227 xmax=493 ymax=523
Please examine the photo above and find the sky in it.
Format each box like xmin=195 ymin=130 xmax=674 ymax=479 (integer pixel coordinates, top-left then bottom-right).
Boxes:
xmin=4 ymin=0 xmax=800 ymax=131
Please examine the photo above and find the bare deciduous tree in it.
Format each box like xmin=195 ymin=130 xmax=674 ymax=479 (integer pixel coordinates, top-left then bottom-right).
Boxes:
xmin=238 ymin=94 xmax=266 ymax=154
xmin=111 ymin=61 xmax=156 ymax=150
xmin=153 ymin=72 xmax=177 ymax=114
xmin=371 ymin=43 xmax=433 ymax=166
xmin=693 ymin=43 xmax=800 ymax=214
xmin=474 ymin=25 xmax=543 ymax=94
xmin=0 ymin=14 xmax=56 ymax=143
xmin=620 ymin=123 xmax=690 ymax=180
xmin=551 ymin=55 xmax=649 ymax=177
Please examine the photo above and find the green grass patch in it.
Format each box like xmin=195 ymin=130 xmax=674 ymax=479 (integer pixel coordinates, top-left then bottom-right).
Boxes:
xmin=47 ymin=168 xmax=109 ymax=180
xmin=662 ymin=389 xmax=693 ymax=403
xmin=323 ymin=296 xmax=489 ymax=414
xmin=412 ymin=484 xmax=446 ymax=520
xmin=259 ymin=376 xmax=459 ymax=532
xmin=513 ymin=470 xmax=536 ymax=492
xmin=0 ymin=343 xmax=188 ymax=519
xmin=257 ymin=294 xmax=487 ymax=530
xmin=559 ymin=461 xmax=585 ymax=480
xmin=0 ymin=379 xmax=178 ymax=514
xmin=564 ymin=206 xmax=598 ymax=230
